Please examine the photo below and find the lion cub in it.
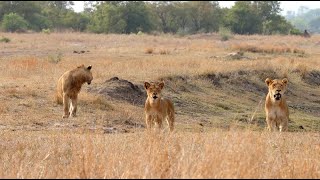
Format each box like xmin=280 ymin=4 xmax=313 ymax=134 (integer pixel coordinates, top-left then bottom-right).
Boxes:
xmin=56 ymin=64 xmax=93 ymax=118
xmin=265 ymin=78 xmax=289 ymax=132
xmin=144 ymin=81 xmax=175 ymax=132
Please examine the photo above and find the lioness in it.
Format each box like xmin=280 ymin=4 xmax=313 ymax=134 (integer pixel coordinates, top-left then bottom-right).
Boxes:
xmin=144 ymin=81 xmax=174 ymax=132
xmin=265 ymin=78 xmax=289 ymax=132
xmin=56 ymin=64 xmax=93 ymax=118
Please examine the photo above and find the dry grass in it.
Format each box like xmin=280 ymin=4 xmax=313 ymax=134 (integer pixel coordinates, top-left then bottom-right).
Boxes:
xmin=0 ymin=130 xmax=319 ymax=178
xmin=159 ymin=49 xmax=170 ymax=55
xmin=231 ymin=43 xmax=305 ymax=54
xmin=0 ymin=32 xmax=319 ymax=178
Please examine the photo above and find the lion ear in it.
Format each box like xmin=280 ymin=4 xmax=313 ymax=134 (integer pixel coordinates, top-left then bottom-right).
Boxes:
xmin=159 ymin=81 xmax=164 ymax=89
xmin=87 ymin=65 xmax=92 ymax=70
xmin=265 ymin=78 xmax=272 ymax=86
xmin=144 ymin=82 xmax=151 ymax=90
xmin=78 ymin=64 xmax=85 ymax=68
xmin=282 ymin=78 xmax=288 ymax=85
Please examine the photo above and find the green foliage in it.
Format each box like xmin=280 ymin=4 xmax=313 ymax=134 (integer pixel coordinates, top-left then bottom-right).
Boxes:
xmin=0 ymin=1 xmax=295 ymax=35
xmin=219 ymin=27 xmax=233 ymax=41
xmin=0 ymin=36 xmax=10 ymax=43
xmin=1 ymin=13 xmax=28 ymax=32
xmin=263 ymin=15 xmax=293 ymax=35
xmin=63 ymin=11 xmax=89 ymax=32
xmin=286 ymin=8 xmax=320 ymax=33
xmin=42 ymin=28 xmax=51 ymax=34
xmin=48 ymin=52 xmax=63 ymax=64
xmin=289 ymin=28 xmax=303 ymax=35
xmin=225 ymin=1 xmax=262 ymax=34
xmin=308 ymin=17 xmax=320 ymax=33
xmin=88 ymin=1 xmax=154 ymax=34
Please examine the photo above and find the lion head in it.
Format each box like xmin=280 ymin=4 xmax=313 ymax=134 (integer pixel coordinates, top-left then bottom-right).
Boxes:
xmin=144 ymin=81 xmax=164 ymax=104
xmin=76 ymin=64 xmax=93 ymax=85
xmin=265 ymin=78 xmax=288 ymax=101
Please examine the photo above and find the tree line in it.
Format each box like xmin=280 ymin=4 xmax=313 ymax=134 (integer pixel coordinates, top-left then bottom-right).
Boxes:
xmin=0 ymin=1 xmax=302 ymax=35
xmin=286 ymin=7 xmax=320 ymax=33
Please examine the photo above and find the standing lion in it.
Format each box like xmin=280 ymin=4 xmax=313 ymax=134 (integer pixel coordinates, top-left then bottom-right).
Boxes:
xmin=264 ymin=78 xmax=289 ymax=132
xmin=56 ymin=64 xmax=93 ymax=118
xmin=144 ymin=81 xmax=175 ymax=132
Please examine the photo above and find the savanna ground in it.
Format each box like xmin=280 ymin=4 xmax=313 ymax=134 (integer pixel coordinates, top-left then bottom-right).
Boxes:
xmin=0 ymin=32 xmax=319 ymax=178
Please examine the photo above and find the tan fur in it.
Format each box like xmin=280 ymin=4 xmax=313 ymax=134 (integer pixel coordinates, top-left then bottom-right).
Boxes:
xmin=56 ymin=64 xmax=93 ymax=118
xmin=144 ymin=81 xmax=175 ymax=132
xmin=264 ymin=78 xmax=289 ymax=132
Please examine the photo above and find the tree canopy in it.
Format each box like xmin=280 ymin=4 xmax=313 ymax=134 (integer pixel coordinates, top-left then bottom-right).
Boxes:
xmin=0 ymin=1 xmax=302 ymax=35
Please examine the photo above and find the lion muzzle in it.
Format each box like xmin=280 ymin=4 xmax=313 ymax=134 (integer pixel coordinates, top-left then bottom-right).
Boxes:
xmin=274 ymin=93 xmax=281 ymax=100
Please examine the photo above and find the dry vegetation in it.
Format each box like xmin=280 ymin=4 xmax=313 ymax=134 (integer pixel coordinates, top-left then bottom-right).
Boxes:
xmin=0 ymin=32 xmax=319 ymax=178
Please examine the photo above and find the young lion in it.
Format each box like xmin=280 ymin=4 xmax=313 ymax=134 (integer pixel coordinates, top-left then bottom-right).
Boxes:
xmin=144 ymin=81 xmax=175 ymax=132
xmin=56 ymin=64 xmax=93 ymax=118
xmin=265 ymin=78 xmax=289 ymax=132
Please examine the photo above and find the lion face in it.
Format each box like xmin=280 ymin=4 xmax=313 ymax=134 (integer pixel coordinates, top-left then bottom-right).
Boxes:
xmin=144 ymin=81 xmax=164 ymax=104
xmin=265 ymin=78 xmax=288 ymax=101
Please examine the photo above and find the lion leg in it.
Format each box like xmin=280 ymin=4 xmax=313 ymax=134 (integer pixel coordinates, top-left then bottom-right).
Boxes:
xmin=166 ymin=111 xmax=174 ymax=132
xmin=266 ymin=116 xmax=276 ymax=132
xmin=279 ymin=118 xmax=288 ymax=132
xmin=62 ymin=93 xmax=70 ymax=118
xmin=155 ymin=115 xmax=163 ymax=130
xmin=70 ymin=96 xmax=78 ymax=117
xmin=145 ymin=114 xmax=152 ymax=130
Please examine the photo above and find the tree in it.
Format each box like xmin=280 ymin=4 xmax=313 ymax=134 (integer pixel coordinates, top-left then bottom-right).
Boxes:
xmin=309 ymin=17 xmax=320 ymax=33
xmin=121 ymin=1 xmax=154 ymax=33
xmin=63 ymin=11 xmax=90 ymax=32
xmin=188 ymin=1 xmax=221 ymax=33
xmin=263 ymin=15 xmax=293 ymax=35
xmin=252 ymin=1 xmax=282 ymax=21
xmin=88 ymin=2 xmax=154 ymax=34
xmin=150 ymin=1 xmax=176 ymax=33
xmin=225 ymin=1 xmax=261 ymax=34
xmin=87 ymin=3 xmax=126 ymax=33
xmin=1 ymin=13 xmax=28 ymax=32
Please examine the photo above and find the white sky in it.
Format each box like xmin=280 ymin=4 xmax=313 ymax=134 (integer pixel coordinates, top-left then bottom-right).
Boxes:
xmin=72 ymin=1 xmax=320 ymax=15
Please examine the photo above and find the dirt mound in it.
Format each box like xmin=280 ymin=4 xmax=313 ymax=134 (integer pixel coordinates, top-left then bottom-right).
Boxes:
xmin=198 ymin=70 xmax=278 ymax=94
xmin=88 ymin=77 xmax=145 ymax=106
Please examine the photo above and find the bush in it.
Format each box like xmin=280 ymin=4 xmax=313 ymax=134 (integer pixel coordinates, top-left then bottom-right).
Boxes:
xmin=290 ymin=28 xmax=303 ymax=36
xmin=219 ymin=27 xmax=233 ymax=41
xmin=42 ymin=28 xmax=51 ymax=34
xmin=1 ymin=13 xmax=28 ymax=32
xmin=0 ymin=36 xmax=10 ymax=43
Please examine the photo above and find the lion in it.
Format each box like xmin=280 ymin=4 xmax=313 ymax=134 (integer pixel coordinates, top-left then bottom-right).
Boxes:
xmin=144 ymin=81 xmax=175 ymax=132
xmin=264 ymin=78 xmax=289 ymax=132
xmin=56 ymin=64 xmax=93 ymax=118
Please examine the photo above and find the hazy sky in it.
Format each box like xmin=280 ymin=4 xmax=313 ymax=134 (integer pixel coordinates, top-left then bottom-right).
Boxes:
xmin=72 ymin=1 xmax=320 ymax=15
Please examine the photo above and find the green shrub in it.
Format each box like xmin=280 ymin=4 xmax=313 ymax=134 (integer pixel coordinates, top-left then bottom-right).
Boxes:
xmin=1 ymin=13 xmax=28 ymax=32
xmin=219 ymin=27 xmax=233 ymax=41
xmin=0 ymin=36 xmax=10 ymax=43
xmin=290 ymin=28 xmax=303 ymax=36
xmin=48 ymin=52 xmax=63 ymax=64
xmin=42 ymin=28 xmax=51 ymax=34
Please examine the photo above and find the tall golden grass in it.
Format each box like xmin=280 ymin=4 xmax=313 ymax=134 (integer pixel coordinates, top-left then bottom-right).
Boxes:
xmin=0 ymin=130 xmax=319 ymax=178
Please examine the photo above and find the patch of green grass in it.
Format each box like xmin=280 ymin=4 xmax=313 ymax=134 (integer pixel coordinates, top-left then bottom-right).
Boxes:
xmin=47 ymin=52 xmax=63 ymax=64
xmin=0 ymin=36 xmax=10 ymax=43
